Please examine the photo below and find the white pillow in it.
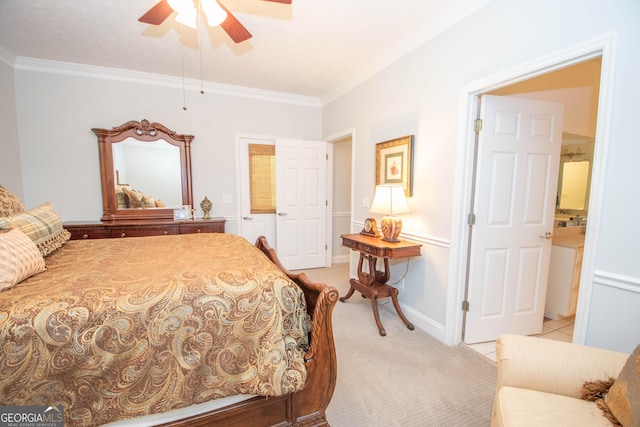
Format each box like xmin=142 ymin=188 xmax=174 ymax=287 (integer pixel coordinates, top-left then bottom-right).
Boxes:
xmin=0 ymin=229 xmax=46 ymax=291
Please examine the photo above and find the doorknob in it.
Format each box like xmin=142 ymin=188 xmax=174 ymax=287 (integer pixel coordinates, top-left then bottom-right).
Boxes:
xmin=242 ymin=216 xmax=253 ymax=220
xmin=278 ymin=212 xmax=288 ymax=216
xmin=539 ymin=232 xmax=554 ymax=239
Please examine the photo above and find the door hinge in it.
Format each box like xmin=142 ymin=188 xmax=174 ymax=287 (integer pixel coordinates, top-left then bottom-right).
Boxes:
xmin=462 ymin=300 xmax=470 ymax=312
xmin=468 ymin=213 xmax=476 ymax=225
xmin=326 ymin=200 xmax=328 ymax=206
xmin=326 ymin=153 xmax=329 ymax=160
xmin=474 ymin=119 xmax=483 ymax=133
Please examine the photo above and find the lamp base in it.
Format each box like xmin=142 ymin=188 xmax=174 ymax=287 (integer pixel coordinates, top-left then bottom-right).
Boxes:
xmin=380 ymin=216 xmax=402 ymax=243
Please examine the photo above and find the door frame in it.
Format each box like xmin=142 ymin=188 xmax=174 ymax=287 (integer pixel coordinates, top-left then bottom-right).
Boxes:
xmin=446 ymin=33 xmax=617 ymax=346
xmin=325 ymin=128 xmax=356 ymax=265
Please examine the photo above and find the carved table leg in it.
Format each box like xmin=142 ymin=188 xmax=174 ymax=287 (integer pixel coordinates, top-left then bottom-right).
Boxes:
xmin=390 ymin=287 xmax=414 ymax=331
xmin=340 ymin=253 xmax=367 ymax=303
xmin=339 ymin=282 xmax=355 ymax=302
xmin=370 ymin=291 xmax=386 ymax=336
xmin=340 ymin=251 xmax=413 ymax=336
xmin=368 ymin=256 xmax=386 ymax=336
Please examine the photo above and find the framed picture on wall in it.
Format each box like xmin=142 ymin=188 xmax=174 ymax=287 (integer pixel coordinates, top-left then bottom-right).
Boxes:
xmin=375 ymin=135 xmax=414 ymax=196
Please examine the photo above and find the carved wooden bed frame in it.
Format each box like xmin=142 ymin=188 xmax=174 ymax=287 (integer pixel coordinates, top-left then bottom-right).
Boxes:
xmin=160 ymin=236 xmax=339 ymax=427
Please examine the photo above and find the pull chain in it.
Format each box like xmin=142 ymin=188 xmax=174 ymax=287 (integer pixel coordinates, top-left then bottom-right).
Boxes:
xmin=181 ymin=39 xmax=187 ymax=111
xmin=198 ymin=0 xmax=205 ymax=94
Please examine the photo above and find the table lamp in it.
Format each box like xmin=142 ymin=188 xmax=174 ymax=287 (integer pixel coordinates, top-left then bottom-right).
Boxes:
xmin=369 ymin=184 xmax=410 ymax=242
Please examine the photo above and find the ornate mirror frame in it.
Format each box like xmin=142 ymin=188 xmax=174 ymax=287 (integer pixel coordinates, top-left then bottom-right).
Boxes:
xmin=93 ymin=119 xmax=194 ymax=222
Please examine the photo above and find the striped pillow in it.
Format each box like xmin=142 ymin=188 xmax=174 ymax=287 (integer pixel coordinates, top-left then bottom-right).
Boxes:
xmin=0 ymin=202 xmax=71 ymax=257
xmin=0 ymin=229 xmax=46 ymax=291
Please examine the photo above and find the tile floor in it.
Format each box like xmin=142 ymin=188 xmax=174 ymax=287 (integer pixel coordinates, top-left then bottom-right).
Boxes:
xmin=466 ymin=316 xmax=576 ymax=362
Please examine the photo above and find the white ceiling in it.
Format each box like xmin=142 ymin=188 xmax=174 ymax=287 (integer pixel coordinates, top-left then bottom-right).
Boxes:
xmin=0 ymin=0 xmax=494 ymax=101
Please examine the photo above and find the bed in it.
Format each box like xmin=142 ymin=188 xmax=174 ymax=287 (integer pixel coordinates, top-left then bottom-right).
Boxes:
xmin=0 ymin=192 xmax=338 ymax=426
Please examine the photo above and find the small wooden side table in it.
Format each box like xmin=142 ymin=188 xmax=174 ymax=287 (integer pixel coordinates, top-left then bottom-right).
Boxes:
xmin=340 ymin=233 xmax=422 ymax=336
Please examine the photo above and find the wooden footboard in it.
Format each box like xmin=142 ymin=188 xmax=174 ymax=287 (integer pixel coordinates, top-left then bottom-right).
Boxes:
xmin=161 ymin=236 xmax=339 ymax=427
xmin=256 ymin=236 xmax=339 ymax=426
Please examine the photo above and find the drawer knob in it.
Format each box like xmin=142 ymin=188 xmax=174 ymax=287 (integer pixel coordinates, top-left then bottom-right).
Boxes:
xmin=120 ymin=233 xmax=126 ymax=238
xmin=82 ymin=234 xmax=89 ymax=239
xmin=163 ymin=230 xmax=168 ymax=235
xmin=197 ymin=229 xmax=201 ymax=233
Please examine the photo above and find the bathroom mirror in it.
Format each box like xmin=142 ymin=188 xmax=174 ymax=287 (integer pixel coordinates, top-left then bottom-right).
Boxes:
xmin=556 ymin=134 xmax=594 ymax=213
xmin=93 ymin=119 xmax=193 ymax=222
xmin=558 ymin=160 xmax=590 ymax=210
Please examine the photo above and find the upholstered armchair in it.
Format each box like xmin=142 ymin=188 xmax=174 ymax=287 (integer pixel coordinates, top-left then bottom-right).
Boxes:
xmin=491 ymin=334 xmax=637 ymax=427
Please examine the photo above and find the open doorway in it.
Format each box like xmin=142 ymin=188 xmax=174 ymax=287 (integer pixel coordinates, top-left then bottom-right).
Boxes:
xmin=327 ymin=131 xmax=354 ymax=265
xmin=463 ymin=57 xmax=601 ymax=344
xmin=447 ymin=33 xmax=615 ymax=347
xmin=480 ymin=58 xmax=601 ymax=341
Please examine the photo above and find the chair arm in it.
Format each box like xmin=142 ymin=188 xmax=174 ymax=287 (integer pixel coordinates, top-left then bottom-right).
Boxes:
xmin=495 ymin=334 xmax=628 ymax=399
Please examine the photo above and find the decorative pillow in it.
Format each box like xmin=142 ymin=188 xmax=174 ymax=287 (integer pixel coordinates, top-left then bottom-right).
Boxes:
xmin=0 ymin=229 xmax=46 ymax=291
xmin=123 ymin=187 xmax=144 ymax=208
xmin=0 ymin=202 xmax=71 ymax=257
xmin=0 ymin=185 xmax=25 ymax=217
xmin=142 ymin=196 xmax=156 ymax=208
xmin=115 ymin=188 xmax=128 ymax=209
xmin=603 ymin=344 xmax=640 ymax=426
xmin=155 ymin=199 xmax=165 ymax=208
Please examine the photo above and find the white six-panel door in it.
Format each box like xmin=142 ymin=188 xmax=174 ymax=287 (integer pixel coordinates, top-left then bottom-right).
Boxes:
xmin=464 ymin=95 xmax=564 ymax=344
xmin=275 ymin=139 xmax=327 ymax=270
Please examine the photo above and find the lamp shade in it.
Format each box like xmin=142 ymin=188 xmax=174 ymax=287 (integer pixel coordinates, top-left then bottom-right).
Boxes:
xmin=369 ymin=185 xmax=409 ymax=242
xmin=369 ymin=185 xmax=410 ymax=215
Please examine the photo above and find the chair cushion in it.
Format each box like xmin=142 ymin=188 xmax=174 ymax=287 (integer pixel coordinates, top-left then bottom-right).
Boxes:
xmin=495 ymin=386 xmax=612 ymax=427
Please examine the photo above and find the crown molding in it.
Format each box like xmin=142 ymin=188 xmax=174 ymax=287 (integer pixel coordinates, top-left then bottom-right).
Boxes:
xmin=12 ymin=56 xmax=321 ymax=108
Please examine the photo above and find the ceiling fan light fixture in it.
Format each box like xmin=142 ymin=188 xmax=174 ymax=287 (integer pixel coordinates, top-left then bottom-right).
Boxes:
xmin=168 ymin=0 xmax=197 ymax=29
xmin=201 ymin=0 xmax=227 ymax=26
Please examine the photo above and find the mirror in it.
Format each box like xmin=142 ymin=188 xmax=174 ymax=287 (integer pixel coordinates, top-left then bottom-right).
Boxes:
xmin=93 ymin=119 xmax=193 ymax=221
xmin=556 ymin=133 xmax=594 ymax=215
xmin=558 ymin=160 xmax=589 ymax=210
xmin=113 ymin=139 xmax=182 ymax=207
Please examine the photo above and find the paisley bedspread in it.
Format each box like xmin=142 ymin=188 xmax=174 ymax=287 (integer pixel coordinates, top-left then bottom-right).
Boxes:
xmin=0 ymin=233 xmax=311 ymax=426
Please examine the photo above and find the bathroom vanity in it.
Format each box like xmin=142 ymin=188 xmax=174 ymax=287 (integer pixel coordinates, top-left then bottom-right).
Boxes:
xmin=544 ymin=229 xmax=585 ymax=320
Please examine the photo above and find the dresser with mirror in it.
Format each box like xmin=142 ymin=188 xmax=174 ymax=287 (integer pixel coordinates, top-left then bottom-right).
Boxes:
xmin=64 ymin=119 xmax=225 ymax=239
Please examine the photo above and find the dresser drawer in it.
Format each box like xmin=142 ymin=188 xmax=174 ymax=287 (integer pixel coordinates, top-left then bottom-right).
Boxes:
xmin=65 ymin=224 xmax=112 ymax=240
xmin=179 ymin=220 xmax=225 ymax=234
xmin=64 ymin=219 xmax=225 ymax=239
xmin=111 ymin=225 xmax=179 ymax=238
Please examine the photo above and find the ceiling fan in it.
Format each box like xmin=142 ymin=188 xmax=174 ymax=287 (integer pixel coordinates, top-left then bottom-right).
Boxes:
xmin=138 ymin=0 xmax=292 ymax=43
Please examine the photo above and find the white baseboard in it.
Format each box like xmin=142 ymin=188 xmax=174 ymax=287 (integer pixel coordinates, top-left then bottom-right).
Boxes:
xmin=400 ymin=303 xmax=446 ymax=344
xmin=331 ymin=254 xmax=350 ymax=264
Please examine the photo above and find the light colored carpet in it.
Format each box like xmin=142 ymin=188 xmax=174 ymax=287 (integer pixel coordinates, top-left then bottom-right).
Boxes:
xmin=299 ymin=263 xmax=497 ymax=427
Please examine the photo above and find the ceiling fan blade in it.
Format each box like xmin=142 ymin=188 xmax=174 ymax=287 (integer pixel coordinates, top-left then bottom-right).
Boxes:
xmin=138 ymin=0 xmax=173 ymax=25
xmin=263 ymin=0 xmax=292 ymax=3
xmin=218 ymin=3 xmax=253 ymax=43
